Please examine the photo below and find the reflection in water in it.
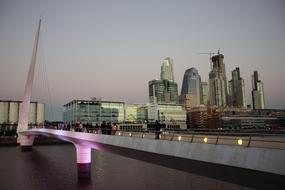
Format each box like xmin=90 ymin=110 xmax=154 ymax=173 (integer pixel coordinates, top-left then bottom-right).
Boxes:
xmin=0 ymin=145 xmax=252 ymax=190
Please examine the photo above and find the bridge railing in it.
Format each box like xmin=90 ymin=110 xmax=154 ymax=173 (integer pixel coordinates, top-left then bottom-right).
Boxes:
xmin=31 ymin=126 xmax=285 ymax=150
xmin=108 ymin=129 xmax=285 ymax=150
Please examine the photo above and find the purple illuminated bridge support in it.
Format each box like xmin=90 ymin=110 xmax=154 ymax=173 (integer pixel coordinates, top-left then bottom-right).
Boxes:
xmin=18 ymin=135 xmax=35 ymax=152
xmin=19 ymin=129 xmax=97 ymax=180
xmin=75 ymin=145 xmax=91 ymax=179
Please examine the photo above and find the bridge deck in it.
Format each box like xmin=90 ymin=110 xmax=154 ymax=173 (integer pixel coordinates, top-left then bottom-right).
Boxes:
xmin=20 ymin=128 xmax=285 ymax=189
xmin=21 ymin=128 xmax=285 ymax=175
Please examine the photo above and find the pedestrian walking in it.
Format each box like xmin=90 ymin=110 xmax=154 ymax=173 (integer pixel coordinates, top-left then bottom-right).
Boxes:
xmin=155 ymin=120 xmax=161 ymax=139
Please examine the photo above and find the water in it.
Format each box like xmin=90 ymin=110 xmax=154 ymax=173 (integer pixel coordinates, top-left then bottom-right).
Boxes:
xmin=0 ymin=145 xmax=252 ymax=190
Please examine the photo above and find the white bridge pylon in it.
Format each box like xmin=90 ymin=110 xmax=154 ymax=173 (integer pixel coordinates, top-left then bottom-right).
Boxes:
xmin=17 ymin=19 xmax=92 ymax=179
xmin=17 ymin=19 xmax=41 ymax=151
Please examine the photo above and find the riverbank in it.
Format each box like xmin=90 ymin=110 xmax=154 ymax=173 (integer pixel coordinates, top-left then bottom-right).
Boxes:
xmin=0 ymin=136 xmax=70 ymax=146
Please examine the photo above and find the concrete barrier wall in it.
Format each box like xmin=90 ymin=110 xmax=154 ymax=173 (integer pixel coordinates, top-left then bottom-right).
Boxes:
xmin=97 ymin=135 xmax=285 ymax=176
xmin=24 ymin=129 xmax=285 ymax=176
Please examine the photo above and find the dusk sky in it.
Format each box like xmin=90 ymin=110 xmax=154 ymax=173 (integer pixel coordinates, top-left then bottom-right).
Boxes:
xmin=0 ymin=0 xmax=285 ymax=120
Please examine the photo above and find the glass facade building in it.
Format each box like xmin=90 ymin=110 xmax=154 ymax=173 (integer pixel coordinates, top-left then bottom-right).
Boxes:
xmin=149 ymin=57 xmax=178 ymax=104
xmin=125 ymin=104 xmax=148 ymax=123
xmin=148 ymin=103 xmax=186 ymax=126
xmin=63 ymin=100 xmax=189 ymax=128
xmin=180 ymin=67 xmax=201 ymax=108
xmin=160 ymin=57 xmax=174 ymax=81
xmin=63 ymin=100 xmax=125 ymax=124
xmin=149 ymin=79 xmax=178 ymax=104
xmin=181 ymin=68 xmax=201 ymax=96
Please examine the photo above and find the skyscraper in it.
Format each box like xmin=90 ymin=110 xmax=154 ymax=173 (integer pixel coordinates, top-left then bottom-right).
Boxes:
xmin=208 ymin=52 xmax=228 ymax=107
xmin=149 ymin=79 xmax=178 ymax=104
xmin=180 ymin=67 xmax=201 ymax=108
xmin=149 ymin=57 xmax=178 ymax=104
xmin=200 ymin=82 xmax=208 ymax=106
xmin=251 ymin=71 xmax=265 ymax=109
xmin=160 ymin=57 xmax=174 ymax=81
xmin=228 ymin=67 xmax=247 ymax=108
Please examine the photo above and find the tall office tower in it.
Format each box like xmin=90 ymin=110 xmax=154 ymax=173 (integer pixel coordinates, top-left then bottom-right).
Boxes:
xmin=208 ymin=52 xmax=228 ymax=107
xmin=251 ymin=71 xmax=265 ymax=109
xmin=160 ymin=57 xmax=174 ymax=81
xmin=200 ymin=82 xmax=209 ymax=105
xmin=228 ymin=67 xmax=247 ymax=108
xmin=149 ymin=58 xmax=178 ymax=104
xmin=149 ymin=79 xmax=178 ymax=104
xmin=180 ymin=68 xmax=201 ymax=108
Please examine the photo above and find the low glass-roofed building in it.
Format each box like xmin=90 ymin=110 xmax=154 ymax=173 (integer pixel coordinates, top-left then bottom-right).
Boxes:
xmin=63 ymin=99 xmax=125 ymax=125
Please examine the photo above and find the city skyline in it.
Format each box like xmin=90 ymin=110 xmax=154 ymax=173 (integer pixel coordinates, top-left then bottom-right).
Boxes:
xmin=0 ymin=0 xmax=285 ymax=120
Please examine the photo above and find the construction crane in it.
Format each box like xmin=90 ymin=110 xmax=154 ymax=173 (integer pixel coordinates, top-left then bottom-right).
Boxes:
xmin=197 ymin=51 xmax=216 ymax=70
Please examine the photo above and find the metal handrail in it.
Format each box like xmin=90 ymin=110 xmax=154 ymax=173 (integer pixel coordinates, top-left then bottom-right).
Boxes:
xmin=30 ymin=126 xmax=285 ymax=150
